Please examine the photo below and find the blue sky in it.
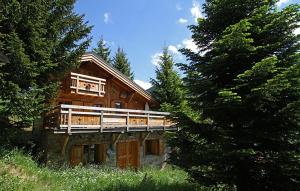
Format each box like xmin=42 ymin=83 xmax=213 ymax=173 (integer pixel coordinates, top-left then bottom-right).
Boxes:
xmin=74 ymin=0 xmax=298 ymax=89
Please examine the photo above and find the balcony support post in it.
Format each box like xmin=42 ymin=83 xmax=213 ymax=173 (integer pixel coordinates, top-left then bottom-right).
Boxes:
xmin=163 ymin=117 xmax=166 ymax=131
xmin=147 ymin=113 xmax=150 ymax=131
xmin=76 ymin=75 xmax=79 ymax=94
xmin=100 ymin=111 xmax=104 ymax=133
xmin=126 ymin=112 xmax=130 ymax=132
xmin=68 ymin=108 xmax=72 ymax=135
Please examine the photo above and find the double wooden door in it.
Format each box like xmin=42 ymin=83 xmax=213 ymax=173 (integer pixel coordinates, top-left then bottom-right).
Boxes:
xmin=117 ymin=141 xmax=139 ymax=169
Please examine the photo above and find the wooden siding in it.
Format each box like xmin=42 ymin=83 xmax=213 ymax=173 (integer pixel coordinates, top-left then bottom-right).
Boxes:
xmin=55 ymin=61 xmax=157 ymax=110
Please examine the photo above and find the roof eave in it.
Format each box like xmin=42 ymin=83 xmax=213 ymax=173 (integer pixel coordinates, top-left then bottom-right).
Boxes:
xmin=81 ymin=53 xmax=158 ymax=104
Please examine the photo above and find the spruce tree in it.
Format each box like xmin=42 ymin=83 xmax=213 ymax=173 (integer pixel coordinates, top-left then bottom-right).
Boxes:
xmin=93 ymin=37 xmax=112 ymax=64
xmin=112 ymin=47 xmax=134 ymax=80
xmin=150 ymin=47 xmax=184 ymax=107
xmin=0 ymin=0 xmax=91 ymax=127
xmin=170 ymin=0 xmax=300 ymax=190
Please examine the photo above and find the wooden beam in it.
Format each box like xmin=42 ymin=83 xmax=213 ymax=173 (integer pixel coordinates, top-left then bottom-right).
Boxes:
xmin=127 ymin=92 xmax=136 ymax=103
xmin=142 ymin=132 xmax=150 ymax=143
xmin=61 ymin=135 xmax=69 ymax=156
xmin=113 ymin=133 xmax=122 ymax=145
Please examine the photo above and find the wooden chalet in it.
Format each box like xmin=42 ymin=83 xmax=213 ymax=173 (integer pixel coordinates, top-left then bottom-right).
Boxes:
xmin=36 ymin=52 xmax=176 ymax=169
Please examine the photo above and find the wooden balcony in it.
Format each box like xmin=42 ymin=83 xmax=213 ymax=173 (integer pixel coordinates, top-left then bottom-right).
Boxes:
xmin=70 ymin=72 xmax=106 ymax=97
xmin=45 ymin=104 xmax=177 ymax=134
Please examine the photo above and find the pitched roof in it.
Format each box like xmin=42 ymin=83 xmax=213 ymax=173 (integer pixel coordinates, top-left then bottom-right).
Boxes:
xmin=81 ymin=52 xmax=157 ymax=103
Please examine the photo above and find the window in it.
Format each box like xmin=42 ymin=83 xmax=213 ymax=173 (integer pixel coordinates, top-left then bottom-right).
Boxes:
xmin=114 ymin=102 xmax=122 ymax=109
xmin=145 ymin=139 xmax=160 ymax=155
xmin=93 ymin=103 xmax=103 ymax=107
xmin=82 ymin=144 xmax=107 ymax=165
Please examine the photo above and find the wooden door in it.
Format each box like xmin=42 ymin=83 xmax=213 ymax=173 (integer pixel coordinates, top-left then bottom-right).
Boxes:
xmin=117 ymin=141 xmax=139 ymax=169
xmin=70 ymin=145 xmax=83 ymax=166
xmin=117 ymin=142 xmax=128 ymax=169
xmin=128 ymin=141 xmax=139 ymax=168
xmin=95 ymin=144 xmax=107 ymax=164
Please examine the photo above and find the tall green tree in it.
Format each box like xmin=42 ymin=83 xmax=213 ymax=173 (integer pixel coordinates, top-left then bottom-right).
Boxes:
xmin=150 ymin=47 xmax=184 ymax=107
xmin=0 ymin=0 xmax=91 ymax=127
xmin=112 ymin=47 xmax=134 ymax=80
xmin=170 ymin=0 xmax=300 ymax=190
xmin=93 ymin=36 xmax=112 ymax=64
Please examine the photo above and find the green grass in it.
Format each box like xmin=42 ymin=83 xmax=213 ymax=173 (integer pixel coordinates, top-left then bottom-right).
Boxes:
xmin=0 ymin=148 xmax=212 ymax=191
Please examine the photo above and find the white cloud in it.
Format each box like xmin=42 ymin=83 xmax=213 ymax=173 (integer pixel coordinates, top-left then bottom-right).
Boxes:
xmin=151 ymin=52 xmax=163 ymax=66
xmin=104 ymin=12 xmax=111 ymax=24
xmin=177 ymin=18 xmax=188 ymax=24
xmin=134 ymin=80 xmax=152 ymax=90
xmin=168 ymin=45 xmax=180 ymax=55
xmin=176 ymin=3 xmax=182 ymax=11
xmin=190 ymin=0 xmax=203 ymax=22
xmin=276 ymin=0 xmax=289 ymax=7
xmin=182 ymin=38 xmax=198 ymax=53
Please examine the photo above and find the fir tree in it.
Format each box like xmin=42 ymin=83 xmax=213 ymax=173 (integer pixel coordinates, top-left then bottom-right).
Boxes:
xmin=170 ymin=0 xmax=300 ymax=190
xmin=93 ymin=37 xmax=112 ymax=64
xmin=150 ymin=47 xmax=184 ymax=107
xmin=112 ymin=47 xmax=134 ymax=80
xmin=0 ymin=0 xmax=91 ymax=127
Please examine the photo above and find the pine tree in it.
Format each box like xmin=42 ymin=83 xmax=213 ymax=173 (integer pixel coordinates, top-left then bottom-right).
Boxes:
xmin=112 ymin=47 xmax=134 ymax=80
xmin=93 ymin=37 xmax=112 ymax=64
xmin=170 ymin=0 xmax=300 ymax=190
xmin=150 ymin=47 xmax=184 ymax=107
xmin=0 ymin=0 xmax=91 ymax=127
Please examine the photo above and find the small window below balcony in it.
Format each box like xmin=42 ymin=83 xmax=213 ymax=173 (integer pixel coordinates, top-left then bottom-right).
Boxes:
xmin=145 ymin=139 xmax=160 ymax=156
xmin=70 ymin=72 xmax=106 ymax=97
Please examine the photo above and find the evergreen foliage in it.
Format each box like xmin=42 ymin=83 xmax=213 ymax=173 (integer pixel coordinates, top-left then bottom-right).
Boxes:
xmin=170 ymin=0 xmax=300 ymax=190
xmin=112 ymin=47 xmax=134 ymax=80
xmin=0 ymin=0 xmax=92 ymax=127
xmin=150 ymin=47 xmax=184 ymax=108
xmin=93 ymin=37 xmax=112 ymax=64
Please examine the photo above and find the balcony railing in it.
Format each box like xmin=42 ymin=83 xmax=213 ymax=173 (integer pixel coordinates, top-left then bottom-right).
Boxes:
xmin=44 ymin=104 xmax=177 ymax=134
xmin=70 ymin=72 xmax=106 ymax=97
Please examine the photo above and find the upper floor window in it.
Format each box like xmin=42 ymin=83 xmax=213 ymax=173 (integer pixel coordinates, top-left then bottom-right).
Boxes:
xmin=114 ymin=102 xmax=122 ymax=109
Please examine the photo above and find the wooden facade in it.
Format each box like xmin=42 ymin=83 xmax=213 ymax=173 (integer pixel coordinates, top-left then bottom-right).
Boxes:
xmin=40 ymin=53 xmax=176 ymax=169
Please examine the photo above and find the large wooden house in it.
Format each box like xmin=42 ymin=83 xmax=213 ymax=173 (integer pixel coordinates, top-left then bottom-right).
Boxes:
xmin=36 ymin=52 xmax=176 ymax=169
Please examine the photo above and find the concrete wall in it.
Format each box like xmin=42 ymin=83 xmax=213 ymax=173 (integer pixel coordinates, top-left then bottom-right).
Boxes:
xmin=42 ymin=131 xmax=168 ymax=168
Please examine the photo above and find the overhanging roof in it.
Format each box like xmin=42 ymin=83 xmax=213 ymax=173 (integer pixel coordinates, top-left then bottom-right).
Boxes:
xmin=81 ymin=52 xmax=157 ymax=103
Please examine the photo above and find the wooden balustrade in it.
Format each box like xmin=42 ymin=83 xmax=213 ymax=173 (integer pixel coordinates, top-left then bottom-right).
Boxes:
xmin=45 ymin=104 xmax=177 ymax=134
xmin=70 ymin=72 xmax=106 ymax=97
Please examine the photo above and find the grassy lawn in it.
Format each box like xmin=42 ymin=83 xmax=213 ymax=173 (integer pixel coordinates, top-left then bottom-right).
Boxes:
xmin=0 ymin=148 xmax=210 ymax=191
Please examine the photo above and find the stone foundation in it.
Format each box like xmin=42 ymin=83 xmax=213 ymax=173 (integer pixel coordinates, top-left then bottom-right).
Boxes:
xmin=42 ymin=131 xmax=168 ymax=168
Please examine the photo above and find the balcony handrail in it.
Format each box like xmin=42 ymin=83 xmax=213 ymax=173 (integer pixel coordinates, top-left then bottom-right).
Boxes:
xmin=44 ymin=104 xmax=176 ymax=134
xmin=60 ymin=104 xmax=170 ymax=115
xmin=70 ymin=72 xmax=106 ymax=97
xmin=71 ymin=72 xmax=106 ymax=82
